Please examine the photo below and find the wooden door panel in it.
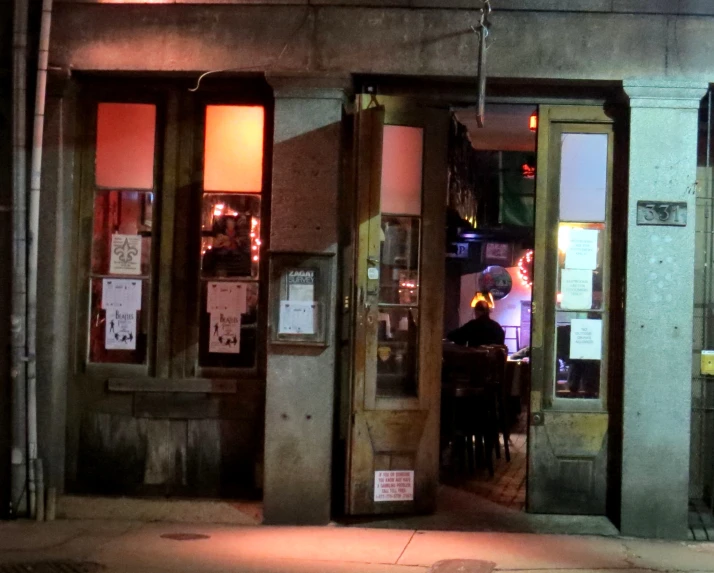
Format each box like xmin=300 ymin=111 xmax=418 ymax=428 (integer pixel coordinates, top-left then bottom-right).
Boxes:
xmin=529 ymin=412 xmax=608 ymax=513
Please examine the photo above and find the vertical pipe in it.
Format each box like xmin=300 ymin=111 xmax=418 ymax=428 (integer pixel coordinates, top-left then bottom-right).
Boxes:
xmin=27 ymin=0 xmax=54 ymax=519
xmin=11 ymin=0 xmax=29 ymax=517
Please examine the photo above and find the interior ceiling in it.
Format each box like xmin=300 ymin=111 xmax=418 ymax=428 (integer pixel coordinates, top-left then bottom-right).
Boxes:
xmin=455 ymin=104 xmax=537 ymax=153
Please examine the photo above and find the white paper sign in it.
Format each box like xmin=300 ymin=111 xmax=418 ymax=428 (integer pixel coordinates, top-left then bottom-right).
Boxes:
xmin=207 ymin=282 xmax=247 ymax=314
xmin=287 ymin=269 xmax=315 ymax=302
xmin=109 ymin=234 xmax=142 ymax=275
xmin=102 ymin=278 xmax=142 ymax=311
xmin=570 ymin=318 xmax=602 ymax=360
xmin=279 ymin=301 xmax=316 ymax=335
xmin=105 ymin=308 xmax=137 ymax=350
xmin=209 ymin=311 xmax=241 ymax=353
xmin=560 ymin=269 xmax=593 ymax=310
xmin=374 ymin=470 xmax=414 ymax=502
xmin=565 ymin=228 xmax=599 ymax=270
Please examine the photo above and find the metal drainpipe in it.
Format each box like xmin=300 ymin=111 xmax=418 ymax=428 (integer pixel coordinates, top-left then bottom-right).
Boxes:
xmin=10 ymin=0 xmax=29 ymax=517
xmin=27 ymin=0 xmax=54 ymax=519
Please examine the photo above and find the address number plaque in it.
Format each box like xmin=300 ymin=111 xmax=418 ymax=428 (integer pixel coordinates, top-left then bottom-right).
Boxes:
xmin=636 ymin=201 xmax=687 ymax=227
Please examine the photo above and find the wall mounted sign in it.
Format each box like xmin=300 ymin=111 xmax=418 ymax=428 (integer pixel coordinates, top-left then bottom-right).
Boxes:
xmin=483 ymin=242 xmax=512 ymax=265
xmin=480 ymin=265 xmax=512 ymax=300
xmin=374 ymin=470 xmax=414 ymax=502
xmin=269 ymin=252 xmax=334 ymax=347
xmin=636 ymin=201 xmax=687 ymax=227
xmin=446 ymin=242 xmax=469 ymax=259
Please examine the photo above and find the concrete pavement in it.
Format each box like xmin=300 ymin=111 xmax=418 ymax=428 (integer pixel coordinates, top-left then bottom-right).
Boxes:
xmin=1 ymin=519 xmax=714 ymax=573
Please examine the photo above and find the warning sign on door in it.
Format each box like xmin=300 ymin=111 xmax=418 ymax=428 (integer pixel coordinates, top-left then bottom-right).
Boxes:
xmin=374 ymin=470 xmax=414 ymax=502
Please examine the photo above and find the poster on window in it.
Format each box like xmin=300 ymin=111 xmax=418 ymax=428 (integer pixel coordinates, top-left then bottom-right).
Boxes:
xmin=105 ymin=308 xmax=137 ymax=350
xmin=569 ymin=318 xmax=602 ymax=360
xmin=109 ymin=234 xmax=142 ymax=275
xmin=207 ymin=281 xmax=247 ymax=314
xmin=102 ymin=278 xmax=141 ymax=311
xmin=209 ymin=311 xmax=241 ymax=354
xmin=560 ymin=269 xmax=593 ymax=310
xmin=565 ymin=228 xmax=598 ymax=271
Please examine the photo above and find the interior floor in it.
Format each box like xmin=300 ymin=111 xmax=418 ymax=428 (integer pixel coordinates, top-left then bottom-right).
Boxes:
xmin=442 ymin=430 xmax=527 ymax=512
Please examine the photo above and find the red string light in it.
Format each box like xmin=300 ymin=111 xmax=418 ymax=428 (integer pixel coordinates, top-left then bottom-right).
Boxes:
xmin=518 ymin=250 xmax=534 ymax=287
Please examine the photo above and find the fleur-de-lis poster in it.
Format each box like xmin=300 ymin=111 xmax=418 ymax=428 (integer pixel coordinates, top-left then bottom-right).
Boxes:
xmin=110 ymin=234 xmax=142 ymax=275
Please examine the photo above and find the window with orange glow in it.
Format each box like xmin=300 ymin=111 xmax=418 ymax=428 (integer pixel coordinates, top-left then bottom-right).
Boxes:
xmin=96 ymin=103 xmax=156 ymax=189
xmin=380 ymin=125 xmax=423 ymax=215
xmin=203 ymin=105 xmax=265 ymax=193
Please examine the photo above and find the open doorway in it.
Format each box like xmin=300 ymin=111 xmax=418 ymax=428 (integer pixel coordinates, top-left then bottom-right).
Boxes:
xmin=440 ymin=104 xmax=535 ymax=515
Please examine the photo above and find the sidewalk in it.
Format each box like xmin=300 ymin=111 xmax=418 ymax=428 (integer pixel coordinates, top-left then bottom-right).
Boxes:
xmin=1 ymin=518 xmax=714 ymax=573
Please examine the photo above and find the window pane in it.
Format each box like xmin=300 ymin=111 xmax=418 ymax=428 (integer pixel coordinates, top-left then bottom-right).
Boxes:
xmin=204 ymin=106 xmax=264 ymax=193
xmin=89 ymin=278 xmax=148 ymax=364
xmin=555 ymin=312 xmax=602 ymax=399
xmin=381 ymin=125 xmax=423 ymax=215
xmin=92 ymin=190 xmax=152 ymax=276
xmin=376 ymin=306 xmax=419 ymax=397
xmin=380 ymin=216 xmax=420 ymax=305
xmin=96 ymin=103 xmax=156 ymax=189
xmin=199 ymin=281 xmax=259 ymax=368
xmin=556 ymin=223 xmax=605 ymax=311
xmin=559 ymin=133 xmax=608 ymax=222
xmin=201 ymin=194 xmax=261 ymax=279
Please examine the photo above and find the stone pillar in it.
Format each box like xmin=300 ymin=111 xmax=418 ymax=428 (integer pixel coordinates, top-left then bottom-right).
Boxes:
xmin=621 ymin=79 xmax=707 ymax=539
xmin=262 ymin=78 xmax=346 ymax=525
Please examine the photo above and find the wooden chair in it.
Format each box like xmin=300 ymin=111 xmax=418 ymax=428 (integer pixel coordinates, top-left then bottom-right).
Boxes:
xmin=441 ymin=344 xmax=494 ymax=476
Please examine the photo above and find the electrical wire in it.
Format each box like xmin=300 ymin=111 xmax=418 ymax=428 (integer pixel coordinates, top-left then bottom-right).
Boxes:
xmin=189 ymin=6 xmax=312 ymax=92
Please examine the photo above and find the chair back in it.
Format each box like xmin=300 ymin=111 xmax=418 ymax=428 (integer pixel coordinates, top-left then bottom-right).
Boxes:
xmin=442 ymin=343 xmax=490 ymax=389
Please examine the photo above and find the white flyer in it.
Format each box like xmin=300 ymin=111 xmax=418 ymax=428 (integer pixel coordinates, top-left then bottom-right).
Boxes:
xmin=207 ymin=282 xmax=247 ymax=314
xmin=287 ymin=269 xmax=315 ymax=302
xmin=565 ymin=228 xmax=599 ymax=270
xmin=374 ymin=470 xmax=414 ymax=502
xmin=102 ymin=278 xmax=142 ymax=310
xmin=109 ymin=234 xmax=142 ymax=275
xmin=209 ymin=311 xmax=241 ymax=354
xmin=278 ymin=301 xmax=316 ymax=335
xmin=105 ymin=308 xmax=137 ymax=350
xmin=570 ymin=318 xmax=602 ymax=360
xmin=560 ymin=269 xmax=593 ymax=310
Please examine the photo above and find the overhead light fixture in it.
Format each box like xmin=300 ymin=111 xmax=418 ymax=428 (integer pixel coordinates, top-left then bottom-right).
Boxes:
xmin=529 ymin=111 xmax=538 ymax=132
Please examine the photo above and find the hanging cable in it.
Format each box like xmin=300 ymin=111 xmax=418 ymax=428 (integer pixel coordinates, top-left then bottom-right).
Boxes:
xmin=189 ymin=6 xmax=312 ymax=92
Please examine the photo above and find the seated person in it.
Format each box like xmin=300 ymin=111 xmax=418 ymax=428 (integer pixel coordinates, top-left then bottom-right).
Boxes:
xmin=446 ymin=300 xmax=505 ymax=348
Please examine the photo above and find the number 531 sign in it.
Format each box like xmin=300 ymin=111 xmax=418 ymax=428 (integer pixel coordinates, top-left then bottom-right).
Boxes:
xmin=636 ymin=201 xmax=687 ymax=227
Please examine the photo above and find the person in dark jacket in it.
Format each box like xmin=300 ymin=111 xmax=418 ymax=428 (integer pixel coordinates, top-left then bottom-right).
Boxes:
xmin=446 ymin=300 xmax=505 ymax=348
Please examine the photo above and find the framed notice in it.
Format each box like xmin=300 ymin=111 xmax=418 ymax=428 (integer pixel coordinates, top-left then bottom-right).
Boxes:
xmin=269 ymin=251 xmax=334 ymax=347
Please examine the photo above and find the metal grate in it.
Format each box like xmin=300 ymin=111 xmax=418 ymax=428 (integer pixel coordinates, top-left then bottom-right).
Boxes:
xmin=0 ymin=562 xmax=103 ymax=573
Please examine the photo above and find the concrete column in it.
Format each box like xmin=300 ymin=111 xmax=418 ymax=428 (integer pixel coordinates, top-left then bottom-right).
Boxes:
xmin=262 ymin=77 xmax=347 ymax=525
xmin=621 ymin=79 xmax=707 ymax=539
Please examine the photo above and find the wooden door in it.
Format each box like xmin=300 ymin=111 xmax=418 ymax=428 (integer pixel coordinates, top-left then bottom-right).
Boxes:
xmin=528 ymin=105 xmax=616 ymax=514
xmin=345 ymin=95 xmax=448 ymax=515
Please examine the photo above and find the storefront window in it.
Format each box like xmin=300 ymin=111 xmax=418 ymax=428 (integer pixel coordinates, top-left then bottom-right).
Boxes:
xmin=376 ymin=126 xmax=424 ymax=397
xmin=88 ymin=103 xmax=156 ymax=364
xmin=553 ymin=132 xmax=610 ymax=400
xmin=199 ymin=105 xmax=265 ymax=369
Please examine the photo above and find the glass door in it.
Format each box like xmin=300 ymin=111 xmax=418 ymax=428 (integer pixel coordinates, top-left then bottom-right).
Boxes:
xmin=345 ymin=95 xmax=449 ymax=515
xmin=528 ymin=105 xmax=617 ymax=514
